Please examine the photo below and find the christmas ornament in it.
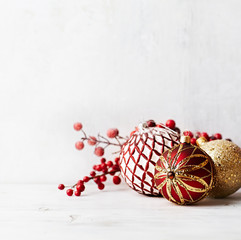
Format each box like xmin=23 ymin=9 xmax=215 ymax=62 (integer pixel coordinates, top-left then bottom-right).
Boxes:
xmin=59 ymin=118 xmax=231 ymax=200
xmin=119 ymin=122 xmax=180 ymax=196
xmin=197 ymin=138 xmax=241 ymax=198
xmin=154 ymin=136 xmax=214 ymax=205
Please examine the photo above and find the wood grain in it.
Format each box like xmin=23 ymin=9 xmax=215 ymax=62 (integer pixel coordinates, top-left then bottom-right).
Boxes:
xmin=0 ymin=183 xmax=240 ymax=240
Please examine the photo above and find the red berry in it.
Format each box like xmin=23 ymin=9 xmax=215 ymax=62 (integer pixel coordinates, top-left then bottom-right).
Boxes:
xmin=214 ymin=133 xmax=222 ymax=140
xmin=210 ymin=135 xmax=216 ymax=141
xmin=113 ymin=176 xmax=121 ymax=185
xmin=165 ymin=119 xmax=176 ymax=129
xmin=76 ymin=184 xmax=85 ymax=192
xmin=183 ymin=130 xmax=193 ymax=138
xmin=201 ymin=132 xmax=209 ymax=141
xmin=191 ymin=138 xmax=196 ymax=145
xmin=110 ymin=171 xmax=115 ymax=176
xmin=100 ymin=175 xmax=107 ymax=182
xmin=102 ymin=167 xmax=108 ymax=173
xmin=98 ymin=183 xmax=105 ymax=190
xmin=75 ymin=191 xmax=81 ymax=196
xmin=106 ymin=161 xmax=113 ymax=167
xmin=196 ymin=132 xmax=201 ymax=138
xmin=87 ymin=136 xmax=97 ymax=146
xmin=75 ymin=141 xmax=84 ymax=150
xmin=77 ymin=180 xmax=84 ymax=186
xmin=73 ymin=122 xmax=83 ymax=131
xmin=66 ymin=189 xmax=73 ymax=196
xmin=90 ymin=171 xmax=96 ymax=177
xmin=101 ymin=163 xmax=106 ymax=168
xmin=107 ymin=128 xmax=119 ymax=138
xmin=58 ymin=184 xmax=65 ymax=190
xmin=96 ymin=165 xmax=102 ymax=171
xmin=94 ymin=147 xmax=104 ymax=157
xmin=80 ymin=186 xmax=85 ymax=192
xmin=94 ymin=177 xmax=101 ymax=184
xmin=147 ymin=120 xmax=156 ymax=127
xmin=112 ymin=164 xmax=120 ymax=171
xmin=100 ymin=158 xmax=106 ymax=163
xmin=114 ymin=157 xmax=120 ymax=164
xmin=83 ymin=176 xmax=90 ymax=182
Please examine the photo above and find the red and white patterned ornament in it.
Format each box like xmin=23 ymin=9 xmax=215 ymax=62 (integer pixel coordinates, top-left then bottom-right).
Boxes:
xmin=119 ymin=123 xmax=180 ymax=195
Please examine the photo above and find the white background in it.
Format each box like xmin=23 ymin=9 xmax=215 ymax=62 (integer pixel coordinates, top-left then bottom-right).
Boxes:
xmin=0 ymin=0 xmax=241 ymax=184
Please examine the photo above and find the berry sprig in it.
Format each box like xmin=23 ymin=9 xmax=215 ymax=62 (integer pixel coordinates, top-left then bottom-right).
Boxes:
xmin=145 ymin=119 xmax=230 ymax=145
xmin=74 ymin=122 xmax=128 ymax=156
xmin=58 ymin=122 xmax=127 ymax=197
xmin=182 ymin=130 xmax=231 ymax=145
xmin=58 ymin=157 xmax=122 ymax=197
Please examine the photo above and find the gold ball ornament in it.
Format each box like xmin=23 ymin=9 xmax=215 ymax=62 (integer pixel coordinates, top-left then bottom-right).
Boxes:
xmin=197 ymin=138 xmax=241 ymax=198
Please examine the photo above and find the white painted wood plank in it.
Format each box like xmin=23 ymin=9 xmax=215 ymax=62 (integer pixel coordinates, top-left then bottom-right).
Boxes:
xmin=0 ymin=184 xmax=240 ymax=240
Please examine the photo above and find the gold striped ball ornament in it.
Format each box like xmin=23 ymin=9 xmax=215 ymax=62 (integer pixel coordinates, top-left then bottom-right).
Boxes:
xmin=154 ymin=136 xmax=214 ymax=205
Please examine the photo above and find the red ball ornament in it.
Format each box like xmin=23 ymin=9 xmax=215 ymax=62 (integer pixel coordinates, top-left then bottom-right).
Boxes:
xmin=154 ymin=136 xmax=214 ymax=205
xmin=119 ymin=123 xmax=180 ymax=195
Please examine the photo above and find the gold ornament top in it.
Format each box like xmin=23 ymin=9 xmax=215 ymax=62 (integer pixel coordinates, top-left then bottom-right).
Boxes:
xmin=180 ymin=135 xmax=191 ymax=144
xmin=196 ymin=137 xmax=208 ymax=146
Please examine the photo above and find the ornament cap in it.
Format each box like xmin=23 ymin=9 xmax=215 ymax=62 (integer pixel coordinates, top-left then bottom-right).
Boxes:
xmin=180 ymin=135 xmax=191 ymax=144
xmin=196 ymin=137 xmax=208 ymax=146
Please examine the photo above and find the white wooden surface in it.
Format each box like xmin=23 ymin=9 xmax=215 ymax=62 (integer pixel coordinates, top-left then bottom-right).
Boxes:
xmin=1 ymin=183 xmax=241 ymax=240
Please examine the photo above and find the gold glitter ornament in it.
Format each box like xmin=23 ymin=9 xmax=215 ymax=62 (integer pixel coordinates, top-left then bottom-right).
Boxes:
xmin=197 ymin=139 xmax=241 ymax=198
